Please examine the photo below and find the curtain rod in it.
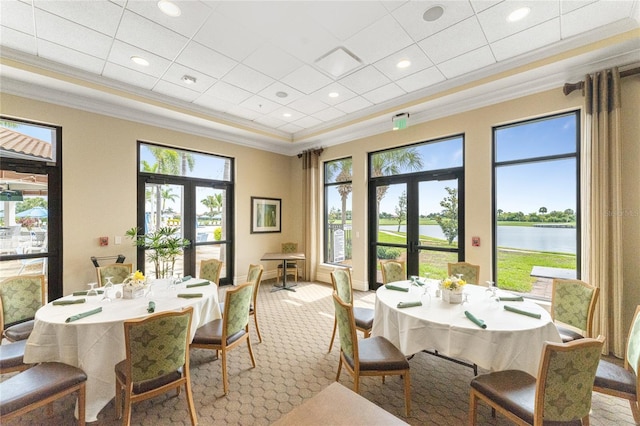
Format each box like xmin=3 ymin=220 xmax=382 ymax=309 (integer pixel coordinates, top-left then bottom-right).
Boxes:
xmin=563 ymin=67 xmax=640 ymax=96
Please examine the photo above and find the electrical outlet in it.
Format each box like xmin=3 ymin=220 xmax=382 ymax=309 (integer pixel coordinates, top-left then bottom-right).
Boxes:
xmin=115 ymin=236 xmax=122 ymax=245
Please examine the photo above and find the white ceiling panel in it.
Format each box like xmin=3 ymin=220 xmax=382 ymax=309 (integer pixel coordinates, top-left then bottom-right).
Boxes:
xmin=392 ymin=1 xmax=476 ymax=41
xmin=239 ymin=95 xmax=280 ymax=114
xmin=116 ymin=11 xmax=188 ymax=61
xmin=203 ymin=81 xmax=252 ymax=105
xmin=107 ymin=40 xmax=172 ymax=78
xmin=339 ymin=66 xmax=391 ymax=95
xmin=102 ymin=62 xmax=158 ymax=90
xmin=396 ymin=66 xmax=447 ymax=92
xmin=175 ymin=41 xmax=236 ymax=80
xmin=344 ymin=14 xmax=415 ymax=64
xmin=123 ymin=0 xmax=213 ymax=38
xmin=258 ymin=82 xmax=304 ymax=106
xmin=281 ymin=65 xmax=334 ymax=95
xmin=37 ymin=40 xmax=105 ymax=74
xmin=0 ymin=27 xmax=37 ymax=55
xmin=477 ymin=0 xmax=560 ymax=43
xmin=437 ymin=45 xmax=496 ymax=79
xmin=311 ymin=107 xmax=346 ymax=122
xmin=33 ymin=0 xmax=123 ymax=37
xmin=374 ymin=44 xmax=434 ymax=81
xmin=561 ymin=0 xmax=637 ymax=38
xmin=152 ymin=80 xmax=200 ymax=103
xmin=161 ymin=62 xmax=217 ymax=93
xmin=287 ymin=97 xmax=329 ymax=116
xmin=491 ymin=19 xmax=561 ymax=62
xmin=304 ymin=1 xmax=389 ymax=41
xmin=334 ymin=96 xmax=374 ymax=114
xmin=2 ymin=0 xmax=35 ymax=35
xmin=243 ymin=45 xmax=303 ymax=80
xmin=221 ymin=64 xmax=274 ymax=95
xmin=362 ymin=82 xmax=406 ymax=104
xmin=192 ymin=12 xmax=262 ymax=62
xmin=418 ymin=16 xmax=487 ymax=64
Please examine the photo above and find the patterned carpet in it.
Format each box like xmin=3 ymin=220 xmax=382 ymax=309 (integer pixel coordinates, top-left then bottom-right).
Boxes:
xmin=2 ymin=280 xmax=635 ymax=425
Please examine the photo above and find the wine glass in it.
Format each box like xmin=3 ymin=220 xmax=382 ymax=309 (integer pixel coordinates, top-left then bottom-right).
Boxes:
xmin=169 ymin=273 xmax=181 ymax=291
xmin=102 ymin=276 xmax=114 ymax=302
xmin=86 ymin=282 xmax=98 ymax=296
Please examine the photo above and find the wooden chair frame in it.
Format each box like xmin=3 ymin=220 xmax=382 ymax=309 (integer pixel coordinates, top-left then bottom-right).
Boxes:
xmin=379 ymin=260 xmax=406 ymax=284
xmin=277 ymin=242 xmax=300 ymax=282
xmin=200 ymin=258 xmax=223 ymax=284
xmin=0 ymin=274 xmax=46 ymax=341
xmin=328 ymin=268 xmax=372 ymax=353
xmin=247 ymin=264 xmax=264 ymax=343
xmin=96 ymin=263 xmax=133 ymax=286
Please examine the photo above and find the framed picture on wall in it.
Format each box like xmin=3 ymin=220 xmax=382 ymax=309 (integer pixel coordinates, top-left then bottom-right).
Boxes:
xmin=251 ymin=197 xmax=281 ymax=233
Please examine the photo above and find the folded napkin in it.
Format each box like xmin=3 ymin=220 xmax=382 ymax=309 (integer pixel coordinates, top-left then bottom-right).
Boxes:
xmin=147 ymin=301 xmax=155 ymax=313
xmin=186 ymin=281 xmax=209 ymax=288
xmin=504 ymin=305 xmax=541 ymax=319
xmin=464 ymin=311 xmax=487 ymax=329
xmin=72 ymin=290 xmax=103 ymax=296
xmin=65 ymin=307 xmax=102 ymax=323
xmin=499 ymin=296 xmax=524 ymax=301
xmin=397 ymin=301 xmax=422 ymax=309
xmin=53 ymin=298 xmax=86 ymax=306
xmin=177 ymin=293 xmax=202 ymax=299
xmin=411 ymin=280 xmax=426 ymax=287
xmin=385 ymin=284 xmax=409 ymax=292
xmin=182 ymin=275 xmax=192 ymax=281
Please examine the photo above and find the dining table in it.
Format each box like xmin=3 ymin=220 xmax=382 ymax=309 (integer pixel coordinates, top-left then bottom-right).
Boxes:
xmin=23 ymin=278 xmax=221 ymax=422
xmin=372 ymin=280 xmax=562 ymax=376
xmin=260 ymin=251 xmax=306 ymax=292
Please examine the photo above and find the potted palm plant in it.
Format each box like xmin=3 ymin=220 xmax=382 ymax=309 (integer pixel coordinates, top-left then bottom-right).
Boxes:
xmin=125 ymin=226 xmax=190 ymax=279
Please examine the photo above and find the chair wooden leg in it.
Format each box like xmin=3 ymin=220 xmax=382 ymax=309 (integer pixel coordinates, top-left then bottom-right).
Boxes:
xmin=403 ymin=370 xmax=411 ymax=417
xmin=78 ymin=382 xmax=86 ymax=426
xmin=253 ymin=314 xmax=263 ymax=343
xmin=115 ymin=380 xmax=122 ymax=419
xmin=221 ymin=350 xmax=228 ymax=395
xmin=631 ymin=401 xmax=640 ymax=424
xmin=328 ymin=319 xmax=337 ymax=353
xmin=123 ymin=389 xmax=133 ymax=426
xmin=336 ymin=357 xmax=342 ymax=381
xmin=247 ymin=335 xmax=256 ymax=368
xmin=582 ymin=414 xmax=590 ymax=426
xmin=363 ymin=329 xmax=370 ymax=338
xmin=353 ymin=375 xmax=360 ymax=394
xmin=469 ymin=389 xmax=478 ymax=426
xmin=184 ymin=378 xmax=197 ymax=425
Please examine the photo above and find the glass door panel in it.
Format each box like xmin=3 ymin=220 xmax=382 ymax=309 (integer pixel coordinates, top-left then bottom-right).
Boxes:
xmin=374 ymin=182 xmax=407 ymax=283
xmin=195 ymin=186 xmax=228 ymax=281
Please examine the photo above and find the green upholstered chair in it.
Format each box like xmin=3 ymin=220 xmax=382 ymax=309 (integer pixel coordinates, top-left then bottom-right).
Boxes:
xmin=115 ymin=307 xmax=196 ymax=426
xmin=333 ymin=291 xmax=411 ymax=417
xmin=277 ymin=242 xmax=300 ymax=282
xmin=447 ymin=261 xmax=480 ymax=285
xmin=96 ymin=263 xmax=132 ymax=286
xmin=0 ymin=274 xmax=45 ymax=342
xmin=379 ymin=260 xmax=406 ymax=284
xmin=247 ymin=264 xmax=264 ymax=343
xmin=551 ymin=279 xmax=599 ymax=342
xmin=191 ymin=282 xmax=256 ymax=395
xmin=593 ymin=305 xmax=640 ymax=423
xmin=328 ymin=268 xmax=374 ymax=353
xmin=200 ymin=258 xmax=222 ymax=284
xmin=469 ymin=335 xmax=605 ymax=426
xmin=0 ymin=339 xmax=31 ymax=374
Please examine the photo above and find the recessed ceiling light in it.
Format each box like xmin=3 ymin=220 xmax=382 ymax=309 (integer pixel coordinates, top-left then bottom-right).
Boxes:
xmin=181 ymin=75 xmax=197 ymax=85
xmin=328 ymin=92 xmax=340 ymax=98
xmin=397 ymin=59 xmax=411 ymax=69
xmin=130 ymin=56 xmax=149 ymax=67
xmin=283 ymin=112 xmax=292 ymax=118
xmin=507 ymin=7 xmax=530 ymax=22
xmin=276 ymin=91 xmax=288 ymax=98
xmin=423 ymin=5 xmax=444 ymax=22
xmin=158 ymin=0 xmax=181 ymax=17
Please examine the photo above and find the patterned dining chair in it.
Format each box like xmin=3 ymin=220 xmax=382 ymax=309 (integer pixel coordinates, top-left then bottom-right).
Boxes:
xmin=200 ymin=258 xmax=222 ymax=284
xmin=469 ymin=335 xmax=604 ymax=426
xmin=0 ymin=274 xmax=45 ymax=342
xmin=333 ymin=291 xmax=411 ymax=416
xmin=191 ymin=282 xmax=256 ymax=395
xmin=551 ymin=278 xmax=599 ymax=342
xmin=247 ymin=264 xmax=265 ymax=343
xmin=277 ymin=242 xmax=300 ymax=282
xmin=96 ymin=263 xmax=133 ymax=286
xmin=115 ymin=307 xmax=196 ymax=426
xmin=380 ymin=259 xmax=406 ymax=284
xmin=328 ymin=268 xmax=374 ymax=353
xmin=447 ymin=262 xmax=480 ymax=284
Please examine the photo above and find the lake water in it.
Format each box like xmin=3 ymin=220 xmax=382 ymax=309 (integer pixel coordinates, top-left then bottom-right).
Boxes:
xmin=380 ymin=224 xmax=576 ymax=254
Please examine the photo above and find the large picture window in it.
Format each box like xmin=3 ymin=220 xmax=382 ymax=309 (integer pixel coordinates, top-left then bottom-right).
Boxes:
xmin=493 ymin=111 xmax=580 ymax=300
xmin=324 ymin=158 xmax=352 ymax=266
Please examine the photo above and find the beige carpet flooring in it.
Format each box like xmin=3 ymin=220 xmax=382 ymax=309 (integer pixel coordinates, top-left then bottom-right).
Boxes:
xmin=2 ymin=280 xmax=635 ymax=425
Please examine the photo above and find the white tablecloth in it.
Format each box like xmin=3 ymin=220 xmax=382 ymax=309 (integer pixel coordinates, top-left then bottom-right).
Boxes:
xmin=24 ymin=278 xmax=221 ymax=422
xmin=371 ymin=281 xmax=562 ymax=376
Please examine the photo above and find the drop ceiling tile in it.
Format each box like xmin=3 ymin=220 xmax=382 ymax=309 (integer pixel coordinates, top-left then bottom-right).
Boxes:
xmin=0 ymin=27 xmax=37 ymax=55
xmin=418 ymin=16 xmax=487 ymax=64
xmin=560 ymin=0 xmax=598 ymax=14
xmin=124 ymin=0 xmax=213 ymax=38
xmin=278 ymin=122 xmax=304 ymax=133
xmin=309 ymin=82 xmax=358 ymax=106
xmin=334 ymin=96 xmax=374 ymax=114
xmin=293 ymin=115 xmax=322 ymax=129
xmin=222 ymin=64 xmax=274 ymax=94
xmin=470 ymin=0 xmax=503 ymax=13
xmin=107 ymin=40 xmax=172 ymax=78
xmin=561 ymin=0 xmax=636 ymax=38
xmin=239 ymin=95 xmax=280 ymax=114
xmin=192 ymin=94 xmax=233 ymax=112
xmin=152 ymin=80 xmax=201 ymax=103
xmin=268 ymin=106 xmax=305 ymax=123
xmin=37 ymin=40 xmax=105 ymax=74
xmin=491 ymin=19 xmax=560 ymax=61
xmin=396 ymin=66 xmax=446 ymax=92
xmin=102 ymin=62 xmax=157 ymax=90
xmin=339 ymin=66 xmax=391 ymax=94
xmin=287 ymin=97 xmax=329 ymax=115
xmin=33 ymin=0 xmax=122 ymax=37
xmin=116 ymin=10 xmax=188 ymax=60
xmin=374 ymin=44 xmax=434 ymax=80
xmin=226 ymin=104 xmax=261 ymax=121
xmin=391 ymin=1 xmax=475 ymax=42
xmin=242 ymin=45 xmax=303 ymax=80
xmin=203 ymin=81 xmax=252 ymax=105
xmin=175 ymin=41 xmax=237 ymax=79
xmin=258 ymin=82 xmax=304 ymax=106
xmin=34 ymin=8 xmax=113 ymax=59
xmin=306 ymin=1 xmax=388 ymax=41
xmin=161 ymin=63 xmax=217 ymax=93
xmin=193 ymin=11 xmax=262 ymax=62
xmin=312 ymin=107 xmax=346 ymax=122
xmin=2 ymin=0 xmax=35 ymax=35
xmin=253 ymin=115 xmax=287 ymax=129
xmin=477 ymin=0 xmax=560 ymax=43
xmin=437 ymin=45 xmax=496 ymax=79
xmin=345 ymin=14 xmax=414 ymax=64
xmin=362 ymin=83 xmax=406 ymax=104
xmin=281 ymin=65 xmax=334 ymax=95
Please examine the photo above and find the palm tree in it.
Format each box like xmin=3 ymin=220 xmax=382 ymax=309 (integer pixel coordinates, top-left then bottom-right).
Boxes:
xmin=371 ymin=148 xmax=423 ymax=217
xmin=326 ymin=158 xmax=353 ymax=226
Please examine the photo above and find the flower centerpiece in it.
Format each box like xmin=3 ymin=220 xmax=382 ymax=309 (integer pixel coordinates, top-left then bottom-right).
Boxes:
xmin=122 ymin=270 xmax=147 ymax=299
xmin=441 ymin=275 xmax=466 ymax=304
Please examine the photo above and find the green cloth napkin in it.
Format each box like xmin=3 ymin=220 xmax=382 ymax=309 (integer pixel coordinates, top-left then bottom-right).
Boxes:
xmin=182 ymin=275 xmax=192 ymax=281
xmin=72 ymin=290 xmax=103 ymax=296
xmin=65 ymin=307 xmax=102 ymax=323
xmin=147 ymin=301 xmax=155 ymax=313
xmin=385 ymin=284 xmax=409 ymax=292
xmin=504 ymin=305 xmax=541 ymax=319
xmin=53 ymin=298 xmax=86 ymax=305
xmin=499 ymin=296 xmax=524 ymax=302
xmin=464 ymin=311 xmax=487 ymax=329
xmin=178 ymin=293 xmax=202 ymax=298
xmin=186 ymin=281 xmax=209 ymax=288
xmin=397 ymin=301 xmax=422 ymax=309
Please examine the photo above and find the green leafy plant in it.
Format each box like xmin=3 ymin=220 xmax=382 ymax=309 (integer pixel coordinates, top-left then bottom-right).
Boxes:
xmin=125 ymin=226 xmax=190 ymax=279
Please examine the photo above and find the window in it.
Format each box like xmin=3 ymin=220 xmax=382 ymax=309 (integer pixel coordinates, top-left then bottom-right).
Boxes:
xmin=493 ymin=112 xmax=580 ymax=300
xmin=324 ymin=157 xmax=352 ymax=266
